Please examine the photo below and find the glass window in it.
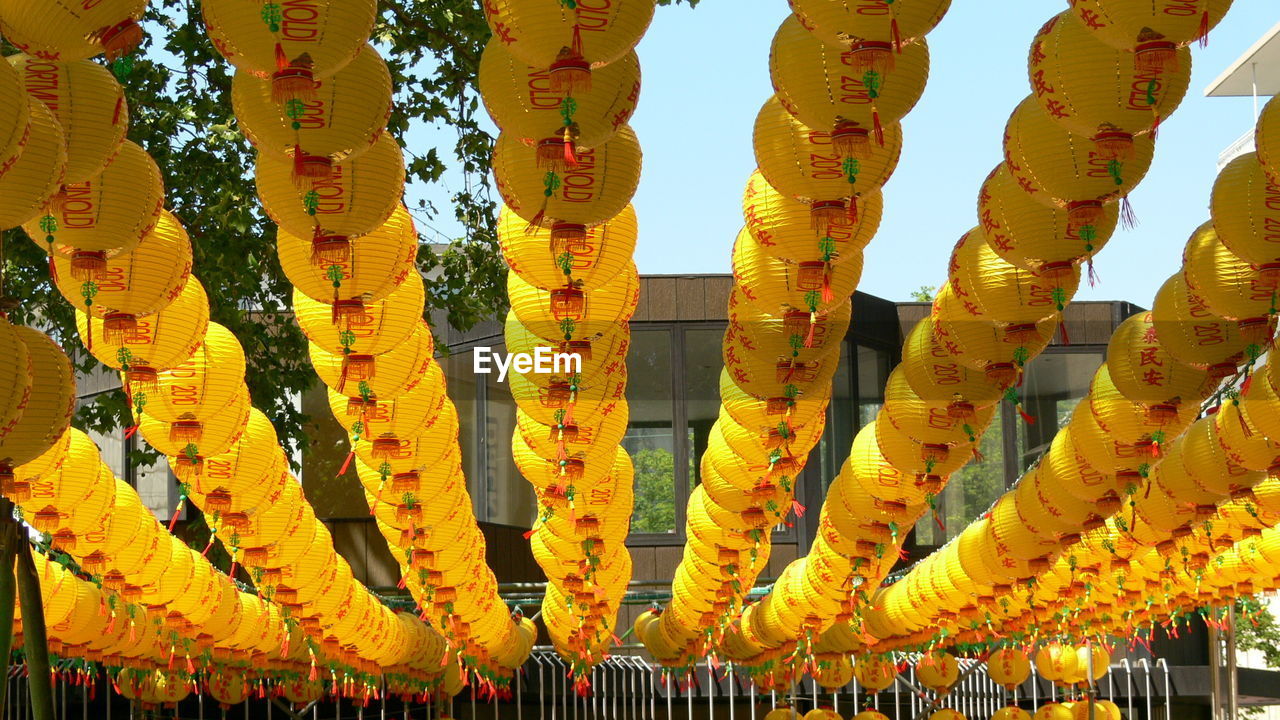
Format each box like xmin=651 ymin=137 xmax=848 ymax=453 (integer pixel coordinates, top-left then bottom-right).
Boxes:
xmin=627 ymin=328 xmax=677 ymax=534
xmin=442 ymin=349 xmax=479 ymax=510
xmin=1015 ymin=350 xmax=1102 ymax=472
xmin=683 ymin=328 xmax=723 ymax=489
xmin=857 ymin=344 xmax=891 ymax=429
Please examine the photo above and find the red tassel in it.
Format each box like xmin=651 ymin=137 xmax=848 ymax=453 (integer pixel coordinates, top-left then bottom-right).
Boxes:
xmin=1197 ymin=11 xmax=1210 ymax=48
xmin=821 ymin=265 xmax=834 ymax=303
xmin=791 ymin=500 xmax=806 ymax=518
xmin=229 ymin=561 xmax=237 ymax=578
xmin=1087 ymin=259 xmax=1100 ymax=287
xmin=898 ymin=547 xmax=910 ymax=561
xmin=872 ymin=109 xmax=884 ymax=146
xmin=201 ymin=538 xmax=214 ymax=558
xmin=847 ymin=195 xmax=859 ymax=224
xmin=336 ymin=451 xmax=354 ymax=477
xmin=571 ymin=24 xmax=584 ymax=55
xmin=890 ymin=17 xmax=902 ymax=52
xmin=1017 ymin=405 xmax=1036 ymax=425
xmin=522 ymin=528 xmax=535 ymax=539
xmin=167 ymin=498 xmax=184 ymax=532
xmin=1058 ymin=319 xmax=1071 ymax=346
xmin=274 ymin=43 xmax=288 ymax=71
xmin=123 ymin=424 xmax=138 ymax=439
xmin=804 ymin=315 xmax=817 ymax=348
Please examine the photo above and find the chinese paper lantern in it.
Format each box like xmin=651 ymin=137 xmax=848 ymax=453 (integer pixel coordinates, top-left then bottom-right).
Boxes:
xmin=481 ymin=0 xmax=656 ymax=73
xmin=946 ymin=226 xmax=1079 ymax=324
xmin=1182 ymin=221 xmax=1274 ymax=325
xmin=0 ymin=0 xmax=146 ymax=61
xmin=994 ymin=709 xmax=1031 ymax=720
xmin=770 ymin=15 xmax=929 ymax=144
xmin=732 ymin=228 xmax=863 ymax=314
xmin=202 ymin=0 xmax=377 ymax=96
xmin=978 ymin=164 xmax=1117 ymax=274
xmin=310 ymin=322 xmax=433 ymax=400
xmin=788 ymin=0 xmax=950 ymax=49
xmin=500 ymin=204 xmax=638 ymax=292
xmin=743 ymin=169 xmax=883 ymax=263
xmin=1211 ymin=152 xmax=1280 ymax=279
xmin=1034 ymin=704 xmax=1074 ymax=720
xmin=0 ymin=319 xmax=31 ymax=443
xmin=0 ymin=99 xmax=66 ymax=230
xmin=480 ymin=41 xmax=641 ymax=152
xmin=53 ymin=210 xmax=192 ymax=321
xmin=257 ymin=133 xmax=405 ymax=239
xmin=508 ymin=262 xmax=639 ymax=343
xmin=277 ymin=204 xmax=418 ymax=305
xmin=26 ymin=139 xmax=163 ymax=266
xmin=7 ymin=55 xmax=127 ymax=184
xmin=900 ymin=316 xmax=1005 ymax=413
xmin=916 ymin=651 xmax=959 ymax=692
xmin=1258 ymin=97 xmax=1280 ymax=183
xmin=0 ymin=327 xmax=74 ymax=473
xmin=140 ymin=322 xmax=247 ymax=424
xmin=0 ymin=58 xmax=30 ymax=180
xmin=988 ymin=647 xmax=1031 ymax=689
xmin=754 ymin=95 xmax=902 ymax=213
xmin=234 ymin=43 xmax=392 ymax=183
xmin=1068 ymin=0 xmax=1231 ymax=51
xmin=137 ymin=385 xmax=251 ymax=458
xmin=293 ymin=277 xmax=424 ymax=356
xmin=932 ymin=286 xmax=1057 ymax=379
xmin=1150 ymin=273 xmax=1252 ymax=374
xmin=1029 ymin=12 xmax=1190 ymax=154
xmin=76 ymin=277 xmax=209 ymax=373
xmin=492 ymin=125 xmax=642 ymax=235
xmin=1106 ymin=311 xmax=1211 ymax=410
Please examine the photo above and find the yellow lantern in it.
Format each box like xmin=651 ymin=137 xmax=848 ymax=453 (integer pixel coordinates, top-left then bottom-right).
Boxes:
xmin=0 ymin=99 xmax=66 ymax=231
xmin=277 ymin=203 xmax=419 ymax=306
xmin=770 ymin=15 xmax=929 ymax=142
xmin=1034 ymin=644 xmax=1079 ymax=685
xmin=234 ymin=43 xmax=393 ymax=184
xmin=480 ymin=40 xmax=640 ymax=152
xmin=899 ymin=316 xmax=1005 ymax=415
xmin=53 ymin=210 xmax=192 ymax=322
xmin=1068 ymin=0 xmax=1231 ymax=51
xmin=500 ymin=204 xmax=638 ymax=292
xmin=743 ymin=169 xmax=882 ymax=263
xmin=788 ymin=0 xmax=950 ymax=49
xmin=137 ymin=385 xmax=251 ymax=459
xmin=293 ymin=277 xmax=424 ymax=356
xmin=493 ymin=125 xmax=642 ymax=236
xmin=140 ymin=322 xmax=247 ymax=424
xmin=732 ymin=227 xmax=863 ymax=314
xmin=853 ymin=655 xmax=898 ymax=691
xmin=988 ymin=647 xmax=1031 ymax=689
xmin=0 ymin=58 xmax=30 ymax=186
xmin=994 ymin=709 xmax=1031 ymax=720
xmin=0 ymin=0 xmax=146 ymax=61
xmin=754 ymin=95 xmax=901 ymax=213
xmin=77 ymin=277 xmax=209 ymax=374
xmin=915 ymin=651 xmax=959 ymax=693
xmin=1029 ymin=12 xmax=1190 ymax=152
xmin=978 ymin=164 xmax=1116 ymax=274
xmin=202 ymin=0 xmax=376 ymax=94
xmin=1150 ymin=273 xmax=1252 ymax=375
xmin=933 ymin=287 xmax=1057 ymax=382
xmin=481 ymin=0 xmax=656 ymax=72
xmin=1211 ymin=152 xmax=1280 ymax=278
xmin=310 ymin=322 xmax=434 ymax=400
xmin=508 ymin=262 xmax=639 ymax=343
xmin=0 ymin=327 xmax=75 ymax=472
xmin=26 ymin=140 xmax=163 ymax=266
xmin=1183 ymin=221 xmax=1275 ymax=325
xmin=1106 ymin=311 xmax=1211 ymax=411
xmin=1034 ymin=703 xmax=1074 ymax=720
xmin=1258 ymin=96 xmax=1280 ymax=183
xmin=7 ymin=55 xmax=127 ymax=184
xmin=945 ymin=225 xmax=1080 ymax=324
xmin=0 ymin=319 xmax=31 ymax=445
xmin=258 ymin=133 xmax=405 ymax=240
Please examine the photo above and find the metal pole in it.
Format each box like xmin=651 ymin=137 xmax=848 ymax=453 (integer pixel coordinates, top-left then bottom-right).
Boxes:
xmin=728 ymin=664 xmax=735 ymax=720
xmin=517 ymin=664 xmax=523 ymax=720
xmin=1085 ymin=640 xmax=1096 ymax=720
xmin=1228 ymin=605 xmax=1240 ymax=720
xmin=1209 ymin=621 xmax=1222 ymax=720
xmin=665 ymin=672 xmax=672 ymax=720
xmin=706 ymin=661 xmax=713 ymax=720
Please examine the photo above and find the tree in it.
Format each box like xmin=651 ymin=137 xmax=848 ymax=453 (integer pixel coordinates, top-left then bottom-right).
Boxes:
xmin=909 ymin=285 xmax=938 ymax=302
xmin=631 ymin=447 xmax=677 ymax=534
xmin=0 ymin=0 xmax=697 ymax=463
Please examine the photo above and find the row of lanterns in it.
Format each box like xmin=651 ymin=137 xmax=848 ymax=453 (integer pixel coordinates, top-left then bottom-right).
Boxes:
xmin=197 ymin=0 xmax=538 ymax=695
xmin=653 ymin=0 xmax=1225 ymax=701
xmin=480 ymin=0 xmax=655 ymax=691
xmin=863 ymin=93 xmax=1280 ymax=662
xmin=0 ymin=0 xmax=471 ymax=704
xmin=636 ymin=0 xmax=951 ymax=686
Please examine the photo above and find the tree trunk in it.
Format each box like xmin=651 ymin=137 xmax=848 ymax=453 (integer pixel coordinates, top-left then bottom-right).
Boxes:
xmin=0 ymin=502 xmax=17 ymax=711
xmin=15 ymin=534 xmax=54 ymax=720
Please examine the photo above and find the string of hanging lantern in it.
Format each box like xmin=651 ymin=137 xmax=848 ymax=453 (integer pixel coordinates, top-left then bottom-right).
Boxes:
xmin=479 ymin=0 xmax=655 ymax=694
xmin=198 ymin=0 xmax=539 ymax=696
xmin=635 ymin=0 xmax=952 ymax=693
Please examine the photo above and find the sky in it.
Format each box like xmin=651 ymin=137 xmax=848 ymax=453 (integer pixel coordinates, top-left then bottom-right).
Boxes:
xmin=407 ymin=0 xmax=1279 ymax=308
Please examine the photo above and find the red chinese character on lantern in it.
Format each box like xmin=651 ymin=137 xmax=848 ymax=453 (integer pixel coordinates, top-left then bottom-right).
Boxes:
xmin=1139 ymin=347 xmax=1164 ymax=367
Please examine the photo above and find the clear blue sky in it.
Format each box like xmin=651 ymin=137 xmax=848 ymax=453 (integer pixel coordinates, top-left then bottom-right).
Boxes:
xmin=408 ymin=1 xmax=1277 ymax=308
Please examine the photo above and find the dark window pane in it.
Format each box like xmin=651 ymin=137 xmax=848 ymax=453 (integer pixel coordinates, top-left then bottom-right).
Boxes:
xmin=484 ymin=346 xmax=538 ymax=528
xmin=300 ymin=385 xmax=367 ymax=519
xmin=1016 ymin=350 xmax=1102 ymax=471
xmin=684 ymin=328 xmax=724 ymax=488
xmin=627 ymin=329 xmax=677 ymax=534
xmin=914 ymin=406 xmax=1009 ymax=545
